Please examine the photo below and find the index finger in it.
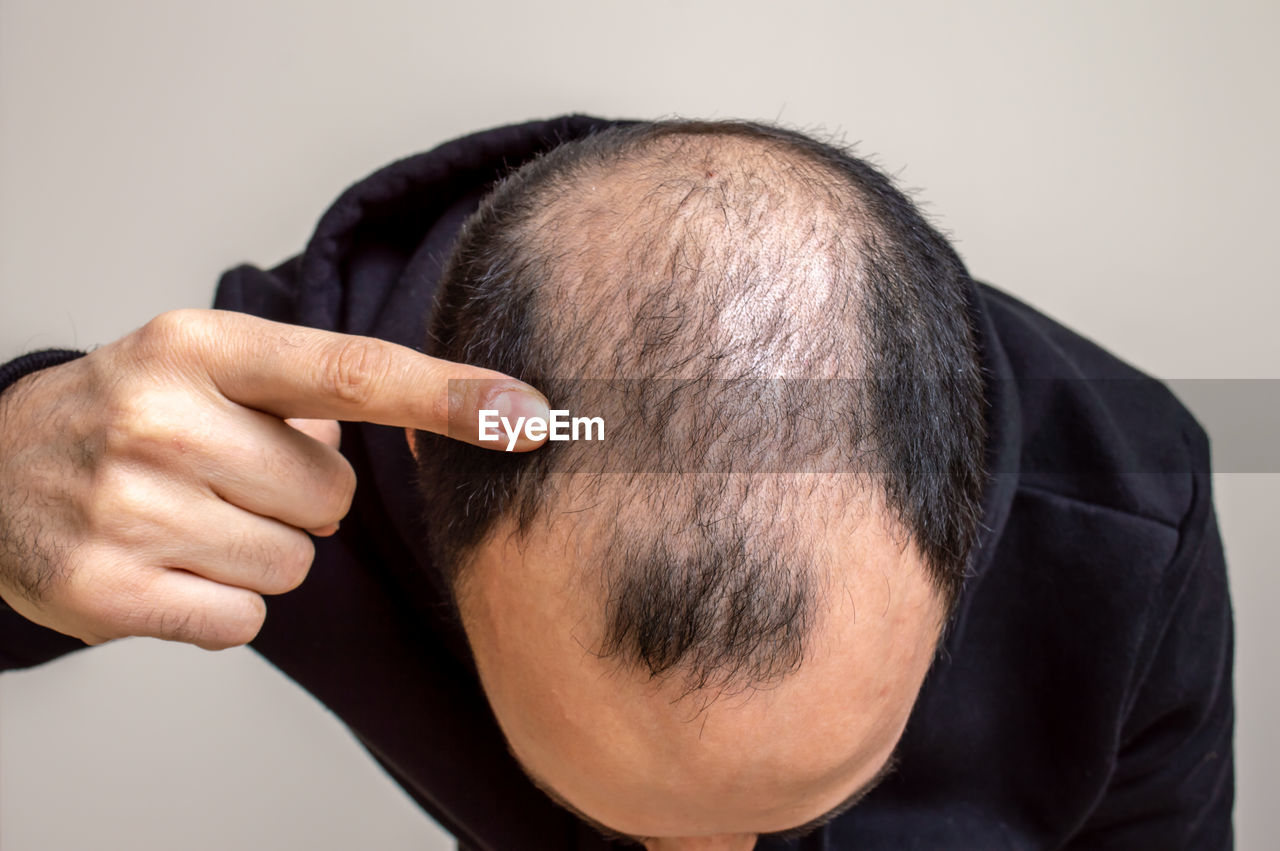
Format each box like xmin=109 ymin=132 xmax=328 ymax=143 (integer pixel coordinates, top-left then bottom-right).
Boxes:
xmin=161 ymin=309 xmax=551 ymax=450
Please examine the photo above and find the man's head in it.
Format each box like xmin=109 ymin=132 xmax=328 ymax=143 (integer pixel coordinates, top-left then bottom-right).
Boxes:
xmin=408 ymin=120 xmax=986 ymax=847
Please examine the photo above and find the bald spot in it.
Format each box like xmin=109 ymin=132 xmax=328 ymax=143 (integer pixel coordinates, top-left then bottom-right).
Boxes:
xmin=515 ymin=132 xmax=870 ymax=381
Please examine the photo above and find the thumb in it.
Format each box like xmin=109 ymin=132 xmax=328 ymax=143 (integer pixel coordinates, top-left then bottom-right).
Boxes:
xmin=284 ymin=417 xmax=342 ymax=450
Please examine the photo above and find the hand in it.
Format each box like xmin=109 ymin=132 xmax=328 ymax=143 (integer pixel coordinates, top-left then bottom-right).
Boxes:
xmin=0 ymin=309 xmax=549 ymax=650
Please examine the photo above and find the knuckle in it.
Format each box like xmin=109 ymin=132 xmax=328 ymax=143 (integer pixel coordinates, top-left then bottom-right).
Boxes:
xmin=229 ymin=529 xmax=312 ymax=595
xmin=318 ymin=457 xmax=357 ymax=521
xmin=323 ymin=338 xmax=389 ymax=408
xmin=229 ymin=532 xmax=280 ymax=587
xmin=200 ymin=593 xmax=266 ymax=650
xmin=228 ymin=593 xmax=268 ymax=646
xmin=271 ymin=534 xmax=315 ymax=594
xmin=158 ymin=606 xmax=208 ymax=645
xmin=137 ymin=309 xmax=205 ymax=354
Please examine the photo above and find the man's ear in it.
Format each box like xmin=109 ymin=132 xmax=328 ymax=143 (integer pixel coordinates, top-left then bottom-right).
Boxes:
xmin=405 ymin=427 xmax=419 ymax=461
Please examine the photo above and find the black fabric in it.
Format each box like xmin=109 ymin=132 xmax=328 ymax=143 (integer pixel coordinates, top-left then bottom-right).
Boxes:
xmin=0 ymin=348 xmax=85 ymax=397
xmin=0 ymin=114 xmax=1233 ymax=849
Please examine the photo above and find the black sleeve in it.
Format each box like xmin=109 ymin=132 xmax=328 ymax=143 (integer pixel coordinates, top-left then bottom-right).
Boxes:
xmin=1067 ymin=439 xmax=1235 ymax=848
xmin=1 ymin=255 xmax=303 ymax=672
xmin=0 ymin=348 xmax=87 ymax=396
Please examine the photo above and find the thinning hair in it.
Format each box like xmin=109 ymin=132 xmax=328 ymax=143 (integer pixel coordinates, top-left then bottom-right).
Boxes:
xmin=412 ymin=119 xmax=986 ymax=694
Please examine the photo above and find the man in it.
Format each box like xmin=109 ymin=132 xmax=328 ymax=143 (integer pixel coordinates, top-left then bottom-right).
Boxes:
xmin=0 ymin=115 xmax=1233 ymax=849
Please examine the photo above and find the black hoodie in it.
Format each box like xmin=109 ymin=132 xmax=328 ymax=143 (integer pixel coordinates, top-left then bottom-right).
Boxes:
xmin=0 ymin=114 xmax=1233 ymax=850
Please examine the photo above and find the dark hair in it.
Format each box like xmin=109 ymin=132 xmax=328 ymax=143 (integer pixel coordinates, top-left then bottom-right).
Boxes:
xmin=412 ymin=119 xmax=986 ymax=694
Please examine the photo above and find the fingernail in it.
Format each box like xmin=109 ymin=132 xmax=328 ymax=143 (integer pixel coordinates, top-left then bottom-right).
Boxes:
xmin=491 ymin=388 xmax=550 ymax=424
xmin=482 ymin=386 xmax=551 ymax=450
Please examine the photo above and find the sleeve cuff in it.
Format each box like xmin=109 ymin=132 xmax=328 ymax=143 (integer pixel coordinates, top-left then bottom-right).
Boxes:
xmin=0 ymin=349 xmax=87 ymax=398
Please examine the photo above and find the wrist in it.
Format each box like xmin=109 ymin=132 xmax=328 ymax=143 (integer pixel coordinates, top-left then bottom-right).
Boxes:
xmin=0 ymin=349 xmax=87 ymax=399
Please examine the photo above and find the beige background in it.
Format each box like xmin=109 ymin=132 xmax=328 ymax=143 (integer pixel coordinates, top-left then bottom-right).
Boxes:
xmin=1 ymin=1 xmax=1275 ymax=848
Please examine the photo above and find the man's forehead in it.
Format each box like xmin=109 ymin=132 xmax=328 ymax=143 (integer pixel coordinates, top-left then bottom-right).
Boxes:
xmin=510 ymin=735 xmax=903 ymax=844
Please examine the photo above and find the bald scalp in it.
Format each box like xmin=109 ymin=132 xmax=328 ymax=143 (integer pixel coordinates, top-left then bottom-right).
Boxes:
xmin=413 ymin=120 xmax=986 ymax=695
xmin=519 ymin=132 xmax=866 ymax=382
